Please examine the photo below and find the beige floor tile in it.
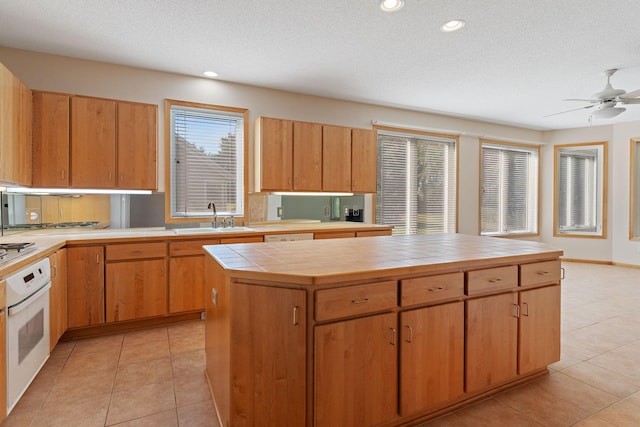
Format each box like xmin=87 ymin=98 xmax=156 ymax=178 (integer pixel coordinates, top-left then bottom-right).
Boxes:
xmin=1 ymin=410 xmax=38 ymax=427
xmin=31 ymin=392 xmax=111 ymax=427
xmin=106 ymin=409 xmax=178 ymax=427
xmin=171 ymin=349 xmax=206 ymax=378
xmin=167 ymin=319 xmax=204 ymax=338
xmin=106 ymin=379 xmax=176 ymax=425
xmin=60 ymin=349 xmax=120 ymax=378
xmin=530 ymin=371 xmax=619 ymax=413
xmin=592 ymin=396 xmax=640 ymax=426
xmin=561 ymin=361 xmax=640 ymax=398
xmin=176 ymin=400 xmax=219 ymax=427
xmin=173 ymin=371 xmax=212 ymax=407
xmin=589 ymin=340 xmax=640 ymax=381
xmin=45 ymin=368 xmax=115 ymax=404
xmin=71 ymin=333 xmax=124 ymax=355
xmin=118 ymin=338 xmax=170 ymax=366
xmin=572 ymin=415 xmax=618 ymax=426
xmin=448 ymin=398 xmax=543 ymax=427
xmin=50 ymin=340 xmax=76 ymax=358
xmin=114 ymin=356 xmax=173 ymax=391
xmin=495 ymin=382 xmax=591 ymax=426
xmin=123 ymin=326 xmax=169 ymax=347
xmin=169 ymin=332 xmax=205 ymax=354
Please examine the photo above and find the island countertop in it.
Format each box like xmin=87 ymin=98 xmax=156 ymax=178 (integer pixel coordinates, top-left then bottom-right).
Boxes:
xmin=203 ymin=233 xmax=564 ymax=286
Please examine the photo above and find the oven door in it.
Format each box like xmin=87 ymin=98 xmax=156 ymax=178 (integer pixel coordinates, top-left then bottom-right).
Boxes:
xmin=6 ymin=283 xmax=51 ymax=413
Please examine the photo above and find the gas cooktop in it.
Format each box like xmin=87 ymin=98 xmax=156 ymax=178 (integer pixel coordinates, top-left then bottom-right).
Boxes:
xmin=0 ymin=242 xmax=36 ymax=265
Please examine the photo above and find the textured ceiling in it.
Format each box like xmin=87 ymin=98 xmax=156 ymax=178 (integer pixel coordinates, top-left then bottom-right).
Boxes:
xmin=1 ymin=0 xmax=640 ymax=130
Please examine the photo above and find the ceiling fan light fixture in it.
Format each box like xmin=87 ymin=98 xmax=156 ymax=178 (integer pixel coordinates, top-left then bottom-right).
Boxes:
xmin=380 ymin=0 xmax=404 ymax=12
xmin=590 ymin=107 xmax=626 ymax=119
xmin=441 ymin=19 xmax=466 ymax=32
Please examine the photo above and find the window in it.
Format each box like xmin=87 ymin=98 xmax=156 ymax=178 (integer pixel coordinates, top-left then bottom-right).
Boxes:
xmin=631 ymin=138 xmax=640 ymax=239
xmin=554 ymin=142 xmax=607 ymax=237
xmin=480 ymin=142 xmax=539 ymax=236
xmin=375 ymin=128 xmax=457 ymax=235
xmin=165 ymin=100 xmax=248 ymax=221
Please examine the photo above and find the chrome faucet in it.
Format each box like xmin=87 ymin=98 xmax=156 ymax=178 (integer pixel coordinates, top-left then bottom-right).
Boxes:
xmin=207 ymin=202 xmax=218 ymax=228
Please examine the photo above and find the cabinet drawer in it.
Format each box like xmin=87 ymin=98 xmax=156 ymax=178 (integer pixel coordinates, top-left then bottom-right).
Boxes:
xmin=315 ymin=280 xmax=397 ymax=321
xmin=314 ymin=231 xmax=356 ymax=239
xmin=106 ymin=242 xmax=166 ymax=261
xmin=520 ymin=260 xmax=561 ymax=288
xmin=466 ymin=265 xmax=517 ymax=296
xmin=356 ymin=230 xmax=391 ymax=237
xmin=169 ymin=239 xmax=220 ymax=256
xmin=400 ymin=272 xmax=464 ymax=306
xmin=220 ymin=236 xmax=264 ymax=244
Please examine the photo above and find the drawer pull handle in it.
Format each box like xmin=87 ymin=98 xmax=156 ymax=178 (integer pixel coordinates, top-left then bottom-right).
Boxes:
xmin=512 ymin=303 xmax=520 ymax=318
xmin=351 ymin=298 xmax=369 ymax=304
xmin=561 ymin=267 xmax=565 ymax=280
xmin=522 ymin=302 xmax=529 ymax=317
xmin=132 ymin=250 xmax=142 ymax=255
xmin=488 ymin=278 xmax=502 ymax=283
xmin=390 ymin=328 xmax=396 ymax=346
xmin=537 ymin=271 xmax=549 ymax=276
xmin=293 ymin=306 xmax=299 ymax=326
xmin=405 ymin=325 xmax=413 ymax=343
xmin=428 ymin=286 xmax=444 ymax=292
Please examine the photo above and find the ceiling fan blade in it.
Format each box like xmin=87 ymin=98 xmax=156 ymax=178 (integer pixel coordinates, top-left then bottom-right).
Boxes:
xmin=620 ymin=89 xmax=640 ymax=99
xmin=621 ymin=98 xmax=640 ymax=104
xmin=562 ymin=98 xmax=599 ymax=103
xmin=544 ymin=105 xmax=595 ymax=118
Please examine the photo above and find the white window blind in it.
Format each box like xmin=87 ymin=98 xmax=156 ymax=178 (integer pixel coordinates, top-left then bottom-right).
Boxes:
xmin=557 ymin=149 xmax=598 ymax=232
xmin=481 ymin=143 xmax=538 ymax=236
xmin=169 ymin=103 xmax=245 ymax=218
xmin=376 ymin=131 xmax=456 ymax=235
xmin=633 ymin=140 xmax=640 ymax=238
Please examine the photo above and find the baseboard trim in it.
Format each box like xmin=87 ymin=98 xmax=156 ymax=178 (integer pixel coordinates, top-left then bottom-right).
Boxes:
xmin=561 ymin=258 xmax=640 ymax=269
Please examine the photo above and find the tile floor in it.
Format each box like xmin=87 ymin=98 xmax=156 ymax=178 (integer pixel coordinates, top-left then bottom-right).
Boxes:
xmin=3 ymin=261 xmax=640 ymax=426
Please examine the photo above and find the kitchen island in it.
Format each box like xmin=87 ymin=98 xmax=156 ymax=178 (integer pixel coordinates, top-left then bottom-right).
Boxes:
xmin=203 ymin=234 xmax=563 ymax=426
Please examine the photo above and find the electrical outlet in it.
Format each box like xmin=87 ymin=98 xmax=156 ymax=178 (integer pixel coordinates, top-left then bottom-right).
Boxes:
xmin=324 ymin=206 xmax=330 ymax=216
xmin=277 ymin=207 xmax=283 ymax=217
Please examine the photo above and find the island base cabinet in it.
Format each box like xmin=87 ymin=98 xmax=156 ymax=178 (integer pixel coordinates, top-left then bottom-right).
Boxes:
xmin=0 ymin=308 xmax=6 ymax=421
xmin=465 ymin=292 xmax=518 ymax=393
xmin=314 ymin=312 xmax=398 ymax=427
xmin=518 ymin=285 xmax=561 ymax=374
xmin=400 ymin=301 xmax=464 ymax=415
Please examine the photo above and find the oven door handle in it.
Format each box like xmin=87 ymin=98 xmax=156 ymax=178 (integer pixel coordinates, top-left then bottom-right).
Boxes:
xmin=8 ymin=283 xmax=51 ymax=316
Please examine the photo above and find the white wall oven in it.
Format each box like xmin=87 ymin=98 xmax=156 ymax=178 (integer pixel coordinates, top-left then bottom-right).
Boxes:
xmin=5 ymin=255 xmax=51 ymax=413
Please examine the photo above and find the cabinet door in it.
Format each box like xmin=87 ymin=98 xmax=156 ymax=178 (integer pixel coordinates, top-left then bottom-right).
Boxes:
xmin=322 ymin=125 xmax=352 ymax=192
xmin=230 ymin=284 xmax=306 ymax=426
xmin=106 ymin=259 xmax=167 ymax=322
xmin=33 ymin=92 xmax=70 ymax=187
xmin=351 ymin=128 xmax=377 ymax=193
xmin=519 ymin=285 xmax=561 ymax=374
xmin=315 ymin=312 xmax=397 ymax=427
xmin=70 ymin=96 xmax=116 ymax=188
xmin=49 ymin=249 xmax=68 ymax=351
xmin=400 ymin=301 xmax=464 ymax=415
xmin=0 ymin=308 xmax=6 ymax=421
xmin=169 ymin=256 xmax=205 ymax=313
xmin=117 ymin=101 xmax=157 ymax=190
xmin=18 ymin=82 xmax=32 ymax=186
xmin=0 ymin=65 xmax=19 ymax=184
xmin=293 ymin=121 xmax=322 ymax=191
xmin=67 ymin=246 xmax=105 ymax=328
xmin=258 ymin=117 xmax=293 ymax=191
xmin=465 ymin=292 xmax=518 ymax=393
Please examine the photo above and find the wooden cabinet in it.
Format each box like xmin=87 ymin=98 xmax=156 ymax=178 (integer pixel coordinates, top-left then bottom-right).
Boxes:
xmin=0 ymin=63 xmax=31 ymax=186
xmin=169 ymin=239 xmax=220 ymax=313
xmin=351 ymin=128 xmax=377 ymax=193
xmin=465 ymin=292 xmax=519 ymax=393
xmin=314 ymin=312 xmax=397 ymax=427
xmin=256 ymin=117 xmax=293 ymax=191
xmin=0 ymin=280 xmax=6 ymax=421
xmin=322 ymin=125 xmax=352 ymax=192
xmin=33 ymin=91 xmax=70 ymax=187
xmin=293 ymin=121 xmax=322 ymax=190
xmin=71 ymin=96 xmax=117 ymax=188
xmin=33 ymin=92 xmax=157 ymax=189
xmin=518 ymin=284 xmax=561 ymax=374
xmin=49 ymin=249 xmax=68 ymax=350
xmin=400 ymin=301 xmax=464 ymax=415
xmin=105 ymin=242 xmax=167 ymax=322
xmin=67 ymin=246 xmax=105 ymax=328
xmin=117 ymin=101 xmax=158 ymax=190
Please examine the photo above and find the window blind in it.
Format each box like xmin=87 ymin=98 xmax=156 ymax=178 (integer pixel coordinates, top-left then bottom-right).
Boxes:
xmin=376 ymin=132 xmax=456 ymax=235
xmin=558 ymin=150 xmax=597 ymax=231
xmin=634 ymin=141 xmax=640 ymax=238
xmin=481 ymin=143 xmax=538 ymax=235
xmin=170 ymin=105 xmax=245 ymax=217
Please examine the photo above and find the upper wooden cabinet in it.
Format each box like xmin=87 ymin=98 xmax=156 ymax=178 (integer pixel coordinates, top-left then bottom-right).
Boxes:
xmin=32 ymin=91 xmax=157 ymax=190
xmin=33 ymin=92 xmax=70 ymax=187
xmin=255 ymin=116 xmax=377 ymax=193
xmin=0 ymin=63 xmax=32 ymax=186
xmin=117 ymin=101 xmax=158 ymax=190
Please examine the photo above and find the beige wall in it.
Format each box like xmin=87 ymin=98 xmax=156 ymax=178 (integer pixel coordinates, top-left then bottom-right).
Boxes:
xmin=4 ymin=46 xmax=639 ymax=264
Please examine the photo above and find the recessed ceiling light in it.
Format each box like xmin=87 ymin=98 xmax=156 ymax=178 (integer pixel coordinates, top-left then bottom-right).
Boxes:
xmin=380 ymin=0 xmax=404 ymax=12
xmin=441 ymin=19 xmax=466 ymax=32
xmin=203 ymin=70 xmax=218 ymax=78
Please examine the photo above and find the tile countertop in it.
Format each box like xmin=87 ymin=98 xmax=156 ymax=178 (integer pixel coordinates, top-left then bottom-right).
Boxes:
xmin=0 ymin=222 xmax=392 ymax=277
xmin=204 ymin=233 xmax=564 ymax=286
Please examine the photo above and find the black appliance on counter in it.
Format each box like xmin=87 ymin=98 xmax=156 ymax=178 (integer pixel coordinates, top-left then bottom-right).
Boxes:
xmin=345 ymin=208 xmax=363 ymax=222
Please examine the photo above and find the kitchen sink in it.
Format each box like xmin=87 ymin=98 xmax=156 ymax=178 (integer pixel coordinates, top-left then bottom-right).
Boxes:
xmin=172 ymin=227 xmax=253 ymax=235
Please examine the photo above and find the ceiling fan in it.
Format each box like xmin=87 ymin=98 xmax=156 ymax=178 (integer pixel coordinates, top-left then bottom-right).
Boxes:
xmin=546 ymin=69 xmax=640 ymax=119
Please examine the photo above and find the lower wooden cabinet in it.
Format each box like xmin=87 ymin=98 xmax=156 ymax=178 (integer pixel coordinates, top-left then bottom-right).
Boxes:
xmin=106 ymin=259 xmax=167 ymax=322
xmin=314 ymin=312 xmax=397 ymax=427
xmin=67 ymin=246 xmax=105 ymax=328
xmin=169 ymin=256 xmax=205 ymax=313
xmin=49 ymin=249 xmax=67 ymax=350
xmin=0 ymin=302 xmax=6 ymax=421
xmin=400 ymin=301 xmax=464 ymax=415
